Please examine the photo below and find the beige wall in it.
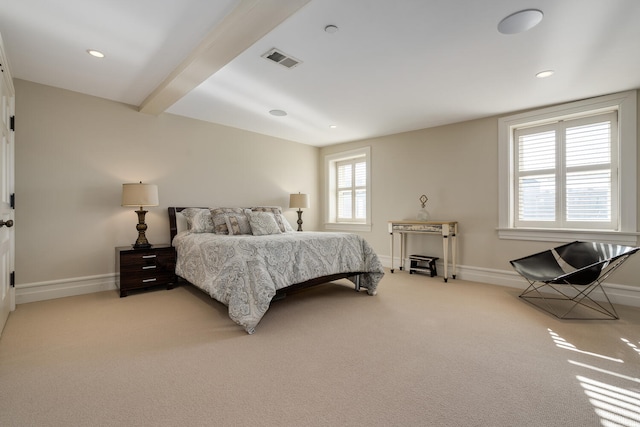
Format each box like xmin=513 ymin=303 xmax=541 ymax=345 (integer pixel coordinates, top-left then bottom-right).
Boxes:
xmin=14 ymin=78 xmax=640 ymax=292
xmin=15 ymin=79 xmax=319 ymax=285
xmin=320 ymin=90 xmax=640 ymax=289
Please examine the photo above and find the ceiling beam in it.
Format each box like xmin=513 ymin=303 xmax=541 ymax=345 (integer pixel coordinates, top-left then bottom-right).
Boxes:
xmin=139 ymin=0 xmax=311 ymax=115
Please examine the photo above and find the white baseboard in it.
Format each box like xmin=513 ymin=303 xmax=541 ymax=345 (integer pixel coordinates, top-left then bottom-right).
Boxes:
xmin=14 ymin=258 xmax=640 ymax=310
xmin=378 ymin=255 xmax=640 ymax=309
xmin=15 ymin=274 xmax=117 ymax=305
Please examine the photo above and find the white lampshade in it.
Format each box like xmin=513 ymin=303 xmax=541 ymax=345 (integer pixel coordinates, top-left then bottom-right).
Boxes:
xmin=122 ymin=183 xmax=159 ymax=207
xmin=289 ymin=193 xmax=309 ymax=209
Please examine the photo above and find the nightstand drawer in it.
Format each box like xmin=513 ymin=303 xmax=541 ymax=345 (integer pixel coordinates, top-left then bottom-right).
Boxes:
xmin=120 ymin=271 xmax=175 ymax=287
xmin=120 ymin=250 xmax=173 ymax=269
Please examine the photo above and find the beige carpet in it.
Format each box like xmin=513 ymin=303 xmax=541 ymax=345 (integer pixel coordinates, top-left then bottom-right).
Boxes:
xmin=1 ymin=270 xmax=640 ymax=426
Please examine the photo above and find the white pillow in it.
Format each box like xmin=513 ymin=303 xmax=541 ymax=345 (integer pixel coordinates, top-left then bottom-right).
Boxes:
xmin=175 ymin=211 xmax=188 ymax=234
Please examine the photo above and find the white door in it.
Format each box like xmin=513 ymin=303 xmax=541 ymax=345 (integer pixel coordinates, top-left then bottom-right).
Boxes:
xmin=0 ymin=35 xmax=15 ymax=336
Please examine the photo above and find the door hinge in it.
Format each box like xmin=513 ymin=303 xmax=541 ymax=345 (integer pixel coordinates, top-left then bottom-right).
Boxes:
xmin=10 ymin=271 xmax=15 ymax=288
xmin=10 ymin=193 xmax=14 ymax=209
xmin=10 ymin=116 xmax=15 ymax=131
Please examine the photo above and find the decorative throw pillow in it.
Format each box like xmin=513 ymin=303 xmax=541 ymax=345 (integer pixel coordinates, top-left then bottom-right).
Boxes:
xmin=248 ymin=211 xmax=282 ymax=236
xmin=210 ymin=207 xmax=251 ymax=235
xmin=180 ymin=208 xmax=214 ymax=233
xmin=225 ymin=214 xmax=251 ymax=235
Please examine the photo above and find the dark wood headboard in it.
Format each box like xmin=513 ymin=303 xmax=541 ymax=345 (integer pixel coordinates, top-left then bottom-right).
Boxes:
xmin=168 ymin=207 xmax=207 ymax=244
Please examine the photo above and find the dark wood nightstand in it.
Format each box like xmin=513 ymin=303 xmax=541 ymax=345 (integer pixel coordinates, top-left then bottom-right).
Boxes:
xmin=115 ymin=244 xmax=176 ymax=297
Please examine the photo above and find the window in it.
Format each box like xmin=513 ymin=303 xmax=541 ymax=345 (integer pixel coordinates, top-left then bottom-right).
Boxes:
xmin=498 ymin=91 xmax=637 ymax=244
xmin=337 ymin=158 xmax=367 ymax=221
xmin=514 ymin=112 xmax=617 ymax=229
xmin=325 ymin=147 xmax=371 ymax=231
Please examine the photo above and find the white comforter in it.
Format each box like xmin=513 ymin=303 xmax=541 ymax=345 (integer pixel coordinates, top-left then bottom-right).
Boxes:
xmin=173 ymin=231 xmax=384 ymax=334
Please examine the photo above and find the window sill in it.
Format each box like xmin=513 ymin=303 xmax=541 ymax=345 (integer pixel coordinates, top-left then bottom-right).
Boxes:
xmin=325 ymin=222 xmax=372 ymax=232
xmin=497 ymin=228 xmax=639 ymax=246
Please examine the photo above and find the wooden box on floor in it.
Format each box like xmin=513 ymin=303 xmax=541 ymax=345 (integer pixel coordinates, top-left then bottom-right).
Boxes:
xmin=409 ymin=254 xmax=438 ymax=277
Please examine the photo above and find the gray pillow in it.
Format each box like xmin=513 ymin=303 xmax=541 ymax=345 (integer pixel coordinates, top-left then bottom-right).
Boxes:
xmin=181 ymin=208 xmax=214 ymax=233
xmin=248 ymin=211 xmax=282 ymax=236
xmin=251 ymin=206 xmax=292 ymax=232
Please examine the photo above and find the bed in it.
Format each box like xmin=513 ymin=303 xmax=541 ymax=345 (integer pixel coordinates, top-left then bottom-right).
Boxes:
xmin=169 ymin=207 xmax=385 ymax=334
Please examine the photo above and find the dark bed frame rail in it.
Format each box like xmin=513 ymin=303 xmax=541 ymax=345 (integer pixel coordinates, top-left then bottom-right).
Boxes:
xmin=167 ymin=207 xmax=364 ymax=297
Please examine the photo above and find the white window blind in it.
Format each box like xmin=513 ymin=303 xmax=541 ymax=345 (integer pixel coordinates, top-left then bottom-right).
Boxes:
xmin=514 ymin=112 xmax=618 ymax=230
xmin=337 ymin=158 xmax=367 ymax=222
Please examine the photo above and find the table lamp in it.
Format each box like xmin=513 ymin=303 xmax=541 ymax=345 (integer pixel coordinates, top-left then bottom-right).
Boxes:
xmin=122 ymin=182 xmax=159 ymax=249
xmin=289 ymin=193 xmax=309 ymax=231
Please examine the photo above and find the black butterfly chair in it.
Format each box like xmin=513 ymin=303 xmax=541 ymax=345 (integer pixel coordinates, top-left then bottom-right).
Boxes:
xmin=510 ymin=241 xmax=640 ymax=319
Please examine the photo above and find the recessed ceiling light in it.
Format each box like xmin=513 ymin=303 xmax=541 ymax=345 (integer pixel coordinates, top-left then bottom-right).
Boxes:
xmin=324 ymin=25 xmax=339 ymax=34
xmin=87 ymin=49 xmax=105 ymax=58
xmin=329 ymin=125 xmax=337 ymax=129
xmin=498 ymin=9 xmax=543 ymax=34
xmin=269 ymin=109 xmax=287 ymax=117
xmin=536 ymin=70 xmax=554 ymax=78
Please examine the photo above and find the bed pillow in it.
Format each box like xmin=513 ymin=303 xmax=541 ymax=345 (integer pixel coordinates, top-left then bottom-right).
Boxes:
xmin=247 ymin=211 xmax=282 ymax=236
xmin=277 ymin=213 xmax=296 ymax=232
xmin=251 ymin=206 xmax=283 ymax=214
xmin=210 ymin=207 xmax=251 ymax=235
xmin=180 ymin=208 xmax=214 ymax=233
xmin=224 ymin=213 xmax=252 ymax=235
xmin=175 ymin=211 xmax=189 ymax=234
xmin=250 ymin=206 xmax=291 ymax=233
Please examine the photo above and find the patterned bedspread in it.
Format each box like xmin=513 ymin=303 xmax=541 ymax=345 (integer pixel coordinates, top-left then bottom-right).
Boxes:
xmin=173 ymin=231 xmax=384 ymax=334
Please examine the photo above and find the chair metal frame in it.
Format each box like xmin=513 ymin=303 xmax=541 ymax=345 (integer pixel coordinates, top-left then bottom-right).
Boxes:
xmin=510 ymin=242 xmax=640 ymax=320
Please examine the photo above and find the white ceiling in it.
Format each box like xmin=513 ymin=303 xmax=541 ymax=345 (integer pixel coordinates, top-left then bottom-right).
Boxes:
xmin=1 ymin=0 xmax=640 ymax=147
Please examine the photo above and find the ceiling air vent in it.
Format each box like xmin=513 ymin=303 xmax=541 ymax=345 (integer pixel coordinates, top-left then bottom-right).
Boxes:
xmin=261 ymin=48 xmax=301 ymax=69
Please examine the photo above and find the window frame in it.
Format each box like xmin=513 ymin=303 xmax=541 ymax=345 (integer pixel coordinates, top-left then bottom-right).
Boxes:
xmin=324 ymin=146 xmax=372 ymax=232
xmin=498 ymin=90 xmax=637 ymax=245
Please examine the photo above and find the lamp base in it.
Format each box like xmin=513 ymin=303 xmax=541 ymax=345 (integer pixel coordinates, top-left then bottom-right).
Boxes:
xmin=296 ymin=209 xmax=303 ymax=232
xmin=133 ymin=209 xmax=152 ymax=249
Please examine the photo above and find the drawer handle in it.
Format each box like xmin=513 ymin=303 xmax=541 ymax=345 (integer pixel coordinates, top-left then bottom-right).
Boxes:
xmin=142 ymin=278 xmax=157 ymax=283
xmin=142 ymin=255 xmax=157 ymax=259
xmin=142 ymin=265 xmax=157 ymax=270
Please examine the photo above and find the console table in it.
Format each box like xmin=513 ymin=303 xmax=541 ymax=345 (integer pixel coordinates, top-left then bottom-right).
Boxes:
xmin=388 ymin=220 xmax=458 ymax=282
